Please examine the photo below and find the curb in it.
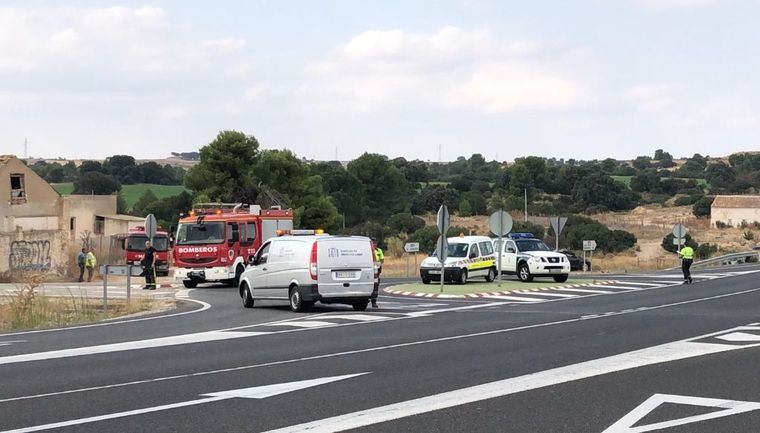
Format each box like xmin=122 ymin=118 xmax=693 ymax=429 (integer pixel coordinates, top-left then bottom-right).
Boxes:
xmin=383 ymin=280 xmax=619 ymax=299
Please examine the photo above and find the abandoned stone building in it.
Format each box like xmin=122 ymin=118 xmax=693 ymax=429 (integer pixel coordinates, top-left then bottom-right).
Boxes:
xmin=1 ymin=155 xmax=142 ymax=276
xmin=711 ymin=195 xmax=760 ymax=228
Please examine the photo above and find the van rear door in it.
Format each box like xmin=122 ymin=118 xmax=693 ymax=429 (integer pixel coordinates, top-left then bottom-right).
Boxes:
xmin=316 ymin=237 xmax=374 ymax=298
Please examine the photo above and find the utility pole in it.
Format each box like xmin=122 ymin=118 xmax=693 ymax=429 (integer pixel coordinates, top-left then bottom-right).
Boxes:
xmin=334 ymin=146 xmax=338 ymax=162
xmin=524 ymin=188 xmax=528 ymax=222
xmin=438 ymin=144 xmax=442 ymax=164
xmin=23 ymin=138 xmax=28 ymax=159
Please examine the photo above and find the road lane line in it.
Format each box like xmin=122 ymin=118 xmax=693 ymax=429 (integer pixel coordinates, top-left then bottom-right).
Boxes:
xmin=480 ymin=295 xmax=544 ymax=302
xmin=3 ymin=286 xmax=759 ymax=405
xmin=586 ymin=285 xmax=639 ymax=290
xmin=268 ymin=321 xmax=336 ymax=329
xmin=514 ymin=291 xmax=578 ymax=298
xmin=263 ymin=329 xmax=760 ymax=433
xmin=610 ymin=282 xmax=664 ymax=287
xmin=552 ymin=288 xmax=612 ymax=294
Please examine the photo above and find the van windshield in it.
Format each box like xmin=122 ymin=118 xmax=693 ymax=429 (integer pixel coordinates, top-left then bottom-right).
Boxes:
xmin=446 ymin=243 xmax=469 ymax=258
xmin=126 ymin=236 xmax=168 ymax=251
xmin=176 ymin=222 xmax=225 ymax=245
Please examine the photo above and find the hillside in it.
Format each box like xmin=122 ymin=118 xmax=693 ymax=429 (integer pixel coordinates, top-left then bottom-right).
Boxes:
xmin=52 ymin=183 xmax=188 ymax=208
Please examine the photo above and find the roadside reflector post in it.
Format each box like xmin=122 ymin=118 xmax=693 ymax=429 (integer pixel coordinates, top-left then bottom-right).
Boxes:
xmin=102 ymin=265 xmax=108 ymax=314
xmin=126 ymin=264 xmax=131 ymax=303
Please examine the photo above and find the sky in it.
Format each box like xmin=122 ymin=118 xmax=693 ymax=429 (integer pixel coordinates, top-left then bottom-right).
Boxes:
xmin=1 ymin=0 xmax=759 ymax=162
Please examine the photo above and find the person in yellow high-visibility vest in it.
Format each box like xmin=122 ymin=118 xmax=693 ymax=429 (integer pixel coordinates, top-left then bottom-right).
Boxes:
xmin=371 ymin=240 xmax=384 ymax=308
xmin=679 ymin=245 xmax=695 ymax=284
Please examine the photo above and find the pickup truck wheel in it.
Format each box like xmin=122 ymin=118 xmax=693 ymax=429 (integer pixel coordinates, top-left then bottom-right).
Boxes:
xmin=182 ymin=280 xmax=197 ymax=289
xmin=552 ymin=274 xmax=569 ymax=283
xmin=458 ymin=269 xmax=468 ymax=285
xmin=289 ymin=287 xmax=304 ymax=312
xmin=422 ymin=277 xmax=431 ymax=284
xmin=485 ymin=268 xmax=496 ymax=282
xmin=517 ymin=263 xmax=534 ymax=282
xmin=241 ymin=283 xmax=254 ymax=308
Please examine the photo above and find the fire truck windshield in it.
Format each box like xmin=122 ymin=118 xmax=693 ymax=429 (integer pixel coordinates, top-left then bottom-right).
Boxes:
xmin=176 ymin=222 xmax=225 ymax=245
xmin=126 ymin=236 xmax=168 ymax=251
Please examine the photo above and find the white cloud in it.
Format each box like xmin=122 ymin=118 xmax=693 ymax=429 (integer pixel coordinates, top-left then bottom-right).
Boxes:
xmin=201 ymin=37 xmax=246 ymax=52
xmin=243 ymin=83 xmax=268 ymax=102
xmin=155 ymin=106 xmax=191 ymax=120
xmin=625 ymin=83 xmax=675 ymax=112
xmin=635 ymin=0 xmax=722 ymax=10
xmin=305 ymin=26 xmax=584 ymax=113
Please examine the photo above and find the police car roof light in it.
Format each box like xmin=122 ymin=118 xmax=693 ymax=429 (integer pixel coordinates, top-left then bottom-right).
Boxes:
xmin=508 ymin=232 xmax=535 ymax=239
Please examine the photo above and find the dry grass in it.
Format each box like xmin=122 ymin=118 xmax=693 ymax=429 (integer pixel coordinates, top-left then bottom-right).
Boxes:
xmin=0 ymin=275 xmax=161 ymax=332
xmin=382 ymin=255 xmax=426 ymax=277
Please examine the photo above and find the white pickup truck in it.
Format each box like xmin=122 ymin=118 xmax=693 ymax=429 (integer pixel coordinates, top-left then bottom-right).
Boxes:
xmin=493 ymin=233 xmax=571 ymax=283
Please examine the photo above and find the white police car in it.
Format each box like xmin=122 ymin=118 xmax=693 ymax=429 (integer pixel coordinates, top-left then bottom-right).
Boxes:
xmin=493 ymin=233 xmax=571 ymax=282
xmin=419 ymin=236 xmax=497 ymax=285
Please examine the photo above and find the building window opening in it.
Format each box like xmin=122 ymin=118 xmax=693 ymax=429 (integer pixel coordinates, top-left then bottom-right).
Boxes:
xmin=94 ymin=216 xmax=105 ymax=235
xmin=10 ymin=174 xmax=26 ymax=204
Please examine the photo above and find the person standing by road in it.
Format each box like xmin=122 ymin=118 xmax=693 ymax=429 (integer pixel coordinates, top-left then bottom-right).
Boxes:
xmin=371 ymin=240 xmax=385 ymax=308
xmin=76 ymin=248 xmax=86 ymax=282
xmin=142 ymin=240 xmax=157 ymax=290
xmin=85 ymin=248 xmax=97 ymax=282
xmin=679 ymin=245 xmax=695 ymax=284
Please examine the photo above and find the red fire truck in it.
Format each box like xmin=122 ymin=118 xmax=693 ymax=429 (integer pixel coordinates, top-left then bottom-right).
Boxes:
xmin=173 ymin=203 xmax=293 ymax=288
xmin=122 ymin=226 xmax=171 ymax=276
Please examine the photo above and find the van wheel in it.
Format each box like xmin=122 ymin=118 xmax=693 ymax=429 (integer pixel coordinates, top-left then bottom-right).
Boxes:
xmin=182 ymin=280 xmax=197 ymax=289
xmin=553 ymin=274 xmax=569 ymax=283
xmin=241 ymin=283 xmax=254 ymax=308
xmin=289 ymin=287 xmax=304 ymax=312
xmin=517 ymin=263 xmax=534 ymax=282
xmin=353 ymin=300 xmax=369 ymax=311
xmin=422 ymin=277 xmax=431 ymax=284
xmin=485 ymin=268 xmax=496 ymax=282
xmin=233 ymin=265 xmax=244 ymax=287
xmin=458 ymin=269 xmax=468 ymax=285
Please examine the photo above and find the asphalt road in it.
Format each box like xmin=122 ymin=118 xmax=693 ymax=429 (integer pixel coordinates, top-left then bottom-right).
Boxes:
xmin=1 ymin=267 xmax=760 ymax=432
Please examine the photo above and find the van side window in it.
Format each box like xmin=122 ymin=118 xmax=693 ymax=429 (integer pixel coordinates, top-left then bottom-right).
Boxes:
xmin=480 ymin=241 xmax=494 ymax=255
xmin=469 ymin=243 xmax=480 ymax=259
xmin=256 ymin=242 xmax=271 ymax=264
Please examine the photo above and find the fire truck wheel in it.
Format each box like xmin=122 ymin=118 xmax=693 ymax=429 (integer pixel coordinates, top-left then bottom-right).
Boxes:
xmin=233 ymin=265 xmax=244 ymax=287
xmin=182 ymin=280 xmax=198 ymax=289
xmin=241 ymin=283 xmax=254 ymax=308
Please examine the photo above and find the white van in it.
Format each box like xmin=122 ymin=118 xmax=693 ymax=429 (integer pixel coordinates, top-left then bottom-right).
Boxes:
xmin=419 ymin=235 xmax=497 ymax=284
xmin=238 ymin=233 xmax=376 ymax=312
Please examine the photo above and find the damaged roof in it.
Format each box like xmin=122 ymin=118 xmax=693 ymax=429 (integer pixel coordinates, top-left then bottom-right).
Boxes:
xmin=712 ymin=195 xmax=760 ymax=209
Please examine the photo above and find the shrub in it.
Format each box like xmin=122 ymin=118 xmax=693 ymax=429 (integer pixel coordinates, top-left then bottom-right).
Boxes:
xmin=674 ymin=194 xmax=703 ymax=206
xmin=563 ymin=215 xmax=636 ymax=253
xmin=661 ymin=233 xmax=698 ymax=253
xmin=696 ymin=243 xmax=718 ymax=259
xmin=386 ymin=213 xmax=425 ymax=235
xmin=692 ymin=196 xmax=714 ymax=218
xmin=512 ymin=221 xmax=545 ymax=239
xmin=715 ymin=221 xmax=729 ymax=229
xmin=385 ymin=237 xmax=406 ymax=259
xmin=743 ymin=231 xmax=755 ymax=241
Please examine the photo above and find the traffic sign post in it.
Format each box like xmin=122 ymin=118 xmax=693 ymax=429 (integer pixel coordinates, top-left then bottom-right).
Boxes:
xmin=145 ymin=214 xmax=158 ymax=244
xmin=583 ymin=240 xmax=597 ymax=274
xmin=404 ymin=243 xmax=420 ymax=277
xmin=436 ymin=205 xmax=450 ymax=293
xmin=550 ymin=216 xmax=568 ymax=251
xmin=489 ymin=210 xmax=513 ymax=286
xmin=672 ymin=224 xmax=688 ymax=255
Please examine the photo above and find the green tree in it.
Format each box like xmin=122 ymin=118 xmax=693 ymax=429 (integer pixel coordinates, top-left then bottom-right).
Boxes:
xmin=133 ymin=190 xmax=159 ymax=216
xmin=116 ymin=191 xmax=129 ymax=214
xmin=387 ymin=213 xmax=425 ymax=234
xmin=459 ymin=199 xmax=473 ymax=217
xmin=661 ymin=233 xmax=698 ymax=253
xmin=184 ymin=130 xmax=260 ymax=202
xmin=73 ymin=172 xmax=121 ymax=195
xmin=348 ymin=153 xmax=412 ymax=220
xmin=692 ymin=196 xmax=714 ymax=218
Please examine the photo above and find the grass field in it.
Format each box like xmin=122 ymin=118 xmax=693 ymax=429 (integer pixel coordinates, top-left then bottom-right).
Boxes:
xmin=52 ymin=183 xmax=188 ymax=208
xmin=388 ymin=278 xmax=588 ymax=295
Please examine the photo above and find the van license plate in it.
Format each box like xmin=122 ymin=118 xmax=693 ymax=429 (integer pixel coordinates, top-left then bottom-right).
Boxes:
xmin=335 ymin=271 xmax=355 ymax=278
xmin=429 ymin=270 xmax=441 ymax=275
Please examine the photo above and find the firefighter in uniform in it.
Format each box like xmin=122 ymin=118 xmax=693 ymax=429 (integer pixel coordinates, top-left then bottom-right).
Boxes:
xmin=142 ymin=240 xmax=158 ymax=290
xmin=679 ymin=245 xmax=695 ymax=284
xmin=371 ymin=241 xmax=384 ymax=308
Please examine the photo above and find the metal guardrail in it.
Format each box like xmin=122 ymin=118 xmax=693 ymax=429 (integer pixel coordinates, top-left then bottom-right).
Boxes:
xmin=667 ymin=250 xmax=760 ymax=270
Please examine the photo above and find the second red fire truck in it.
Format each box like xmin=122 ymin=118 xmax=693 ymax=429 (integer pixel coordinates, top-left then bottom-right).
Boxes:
xmin=173 ymin=203 xmax=293 ymax=288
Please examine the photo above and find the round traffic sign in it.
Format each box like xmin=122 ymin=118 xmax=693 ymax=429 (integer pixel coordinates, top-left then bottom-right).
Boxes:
xmin=672 ymin=223 xmax=688 ymax=239
xmin=489 ymin=210 xmax=513 ymax=236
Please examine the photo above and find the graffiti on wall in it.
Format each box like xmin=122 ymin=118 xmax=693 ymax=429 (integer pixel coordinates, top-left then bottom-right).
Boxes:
xmin=9 ymin=240 xmax=52 ymax=272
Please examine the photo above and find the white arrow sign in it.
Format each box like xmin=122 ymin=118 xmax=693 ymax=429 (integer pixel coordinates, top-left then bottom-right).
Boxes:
xmin=1 ymin=373 xmax=368 ymax=433
xmin=602 ymin=393 xmax=760 ymax=433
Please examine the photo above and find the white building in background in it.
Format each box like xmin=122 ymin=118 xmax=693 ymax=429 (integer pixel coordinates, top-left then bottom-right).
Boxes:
xmin=710 ymin=195 xmax=760 ymax=228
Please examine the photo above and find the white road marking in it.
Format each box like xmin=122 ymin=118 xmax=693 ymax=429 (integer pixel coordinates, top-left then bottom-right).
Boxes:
xmin=263 ymin=326 xmax=760 ymax=433
xmin=602 ymin=393 xmax=760 ymax=433
xmin=481 ymin=295 xmax=544 ymax=302
xmin=586 ymin=284 xmax=639 ymax=290
xmin=0 ymin=331 xmax=268 ymax=366
xmin=514 ymin=291 xmax=578 ymax=298
xmin=0 ymin=374 xmax=367 ymax=433
xmin=316 ymin=314 xmax=391 ymax=322
xmin=552 ymin=287 xmax=612 ymax=294
xmin=404 ymin=301 xmax=508 ymax=317
xmin=268 ymin=321 xmax=336 ymax=329
xmin=716 ymin=331 xmax=760 ymax=342
xmin=4 ymin=286 xmax=758 ymax=405
xmin=610 ymin=281 xmax=663 ymax=287
xmin=0 ymin=340 xmax=24 ymax=347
